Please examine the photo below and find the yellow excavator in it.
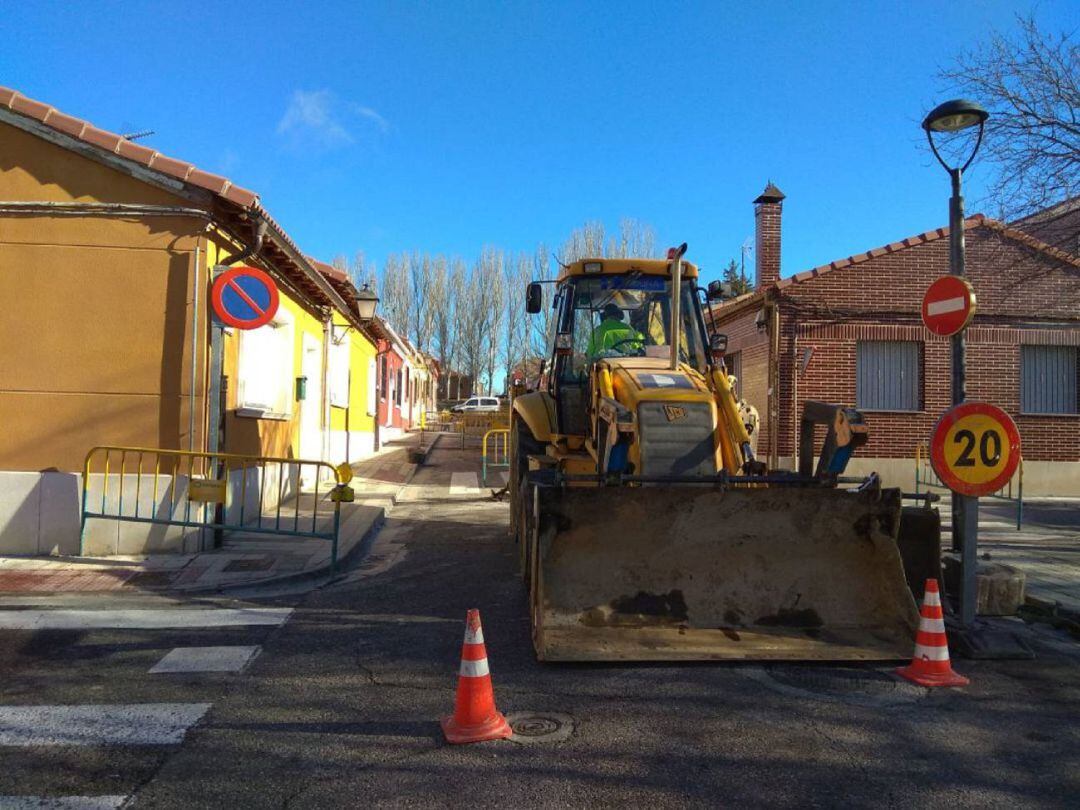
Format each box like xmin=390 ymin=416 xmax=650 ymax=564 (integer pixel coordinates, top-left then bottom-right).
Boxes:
xmin=510 ymin=245 xmax=935 ymax=662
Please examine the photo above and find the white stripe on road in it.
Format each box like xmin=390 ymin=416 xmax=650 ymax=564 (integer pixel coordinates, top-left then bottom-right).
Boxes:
xmin=927 ymin=296 xmax=966 ymax=316
xmin=150 ymin=646 xmax=261 ymax=674
xmin=449 ymin=472 xmax=480 ymax=496
xmin=0 ymin=608 xmax=293 ymax=631
xmin=0 ymin=704 xmax=211 ymax=746
xmin=0 ymin=797 xmax=128 ymax=809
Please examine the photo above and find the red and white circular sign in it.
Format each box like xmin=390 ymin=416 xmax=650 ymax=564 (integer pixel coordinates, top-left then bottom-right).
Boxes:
xmin=922 ymin=275 xmax=976 ymax=337
xmin=930 ymin=401 xmax=1021 ymax=497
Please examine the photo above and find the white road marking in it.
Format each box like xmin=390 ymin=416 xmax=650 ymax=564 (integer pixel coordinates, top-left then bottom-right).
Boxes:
xmin=0 ymin=608 xmax=293 ymax=631
xmin=0 ymin=798 xmax=128 ymax=809
xmin=927 ymin=296 xmax=966 ymax=316
xmin=449 ymin=472 xmax=480 ymax=496
xmin=0 ymin=704 xmax=211 ymax=746
xmin=150 ymin=646 xmax=261 ymax=674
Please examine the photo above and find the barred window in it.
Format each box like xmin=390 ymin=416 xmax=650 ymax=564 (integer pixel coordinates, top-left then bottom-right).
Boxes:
xmin=1021 ymin=345 xmax=1078 ymax=414
xmin=856 ymin=341 xmax=920 ymax=412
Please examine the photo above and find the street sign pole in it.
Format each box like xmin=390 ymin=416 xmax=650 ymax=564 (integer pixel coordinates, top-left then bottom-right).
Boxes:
xmin=947 ymin=167 xmax=979 ymax=628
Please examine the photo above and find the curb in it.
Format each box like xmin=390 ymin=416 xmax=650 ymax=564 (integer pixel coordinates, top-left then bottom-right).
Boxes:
xmin=182 ymin=436 xmax=440 ymax=595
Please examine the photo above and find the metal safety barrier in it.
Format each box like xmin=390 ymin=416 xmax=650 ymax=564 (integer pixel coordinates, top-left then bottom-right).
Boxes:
xmin=482 ymin=429 xmax=511 ymax=487
xmin=915 ymin=443 xmax=1023 ymax=529
xmin=80 ymin=446 xmax=347 ymax=566
xmin=455 ymin=411 xmax=510 ymax=448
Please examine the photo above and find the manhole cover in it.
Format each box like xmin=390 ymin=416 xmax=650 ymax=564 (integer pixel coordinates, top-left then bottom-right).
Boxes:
xmin=743 ymin=665 xmax=928 ymax=707
xmin=505 ymin=711 xmax=574 ymax=744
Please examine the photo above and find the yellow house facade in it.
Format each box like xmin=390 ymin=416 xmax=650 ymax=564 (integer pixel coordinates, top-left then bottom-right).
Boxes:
xmin=0 ymin=86 xmax=381 ymax=556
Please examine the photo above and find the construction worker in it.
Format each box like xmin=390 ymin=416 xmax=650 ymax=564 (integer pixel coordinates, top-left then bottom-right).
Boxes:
xmin=587 ymin=303 xmax=644 ymax=357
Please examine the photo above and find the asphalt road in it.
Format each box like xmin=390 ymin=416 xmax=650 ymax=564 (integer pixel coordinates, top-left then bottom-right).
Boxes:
xmin=2 ymin=445 xmax=1079 ymax=808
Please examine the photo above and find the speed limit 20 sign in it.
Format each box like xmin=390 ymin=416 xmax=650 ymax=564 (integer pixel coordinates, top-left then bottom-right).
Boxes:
xmin=930 ymin=402 xmax=1021 ymax=497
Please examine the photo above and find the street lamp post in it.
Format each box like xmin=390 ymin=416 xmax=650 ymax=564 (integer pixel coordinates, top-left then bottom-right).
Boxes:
xmin=344 ymin=284 xmax=380 ymax=462
xmin=923 ymin=99 xmax=989 ymax=628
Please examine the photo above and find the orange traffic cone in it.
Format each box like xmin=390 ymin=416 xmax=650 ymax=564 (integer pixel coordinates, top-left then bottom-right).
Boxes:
xmin=896 ymin=578 xmax=969 ymax=688
xmin=441 ymin=609 xmax=513 ymax=744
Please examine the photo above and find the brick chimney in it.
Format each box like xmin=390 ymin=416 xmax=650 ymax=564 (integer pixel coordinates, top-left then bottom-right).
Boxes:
xmin=754 ymin=181 xmax=785 ymax=289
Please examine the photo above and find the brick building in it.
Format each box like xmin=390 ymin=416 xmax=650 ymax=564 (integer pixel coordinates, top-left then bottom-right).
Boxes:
xmin=710 ymin=184 xmax=1080 ymax=495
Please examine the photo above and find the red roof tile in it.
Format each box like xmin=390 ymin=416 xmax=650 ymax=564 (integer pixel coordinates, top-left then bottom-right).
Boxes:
xmin=148 ymin=154 xmax=194 ymax=180
xmin=0 ymin=84 xmax=259 ymax=211
xmin=0 ymin=84 xmax=380 ymax=331
xmin=115 ymin=139 xmax=156 ymax=163
xmin=42 ymin=110 xmax=86 ymax=137
xmin=80 ymin=125 xmax=123 ymax=152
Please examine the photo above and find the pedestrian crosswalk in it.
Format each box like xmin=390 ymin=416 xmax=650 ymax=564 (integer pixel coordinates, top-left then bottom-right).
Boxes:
xmin=0 ymin=703 xmax=213 ymax=746
xmin=0 ymin=600 xmax=291 ymax=806
xmin=149 ymin=645 xmax=261 ymax=674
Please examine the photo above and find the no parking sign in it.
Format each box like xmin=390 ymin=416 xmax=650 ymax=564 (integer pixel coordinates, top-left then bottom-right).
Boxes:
xmin=211 ymin=266 xmax=280 ymax=329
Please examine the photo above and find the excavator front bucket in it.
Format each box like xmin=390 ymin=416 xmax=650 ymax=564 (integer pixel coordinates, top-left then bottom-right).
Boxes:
xmin=528 ymin=482 xmax=920 ymax=661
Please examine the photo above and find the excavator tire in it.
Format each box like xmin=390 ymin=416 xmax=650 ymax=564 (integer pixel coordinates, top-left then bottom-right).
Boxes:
xmin=510 ymin=416 xmax=544 ymax=584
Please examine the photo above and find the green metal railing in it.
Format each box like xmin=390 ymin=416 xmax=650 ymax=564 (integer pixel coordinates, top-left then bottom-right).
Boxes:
xmin=80 ymin=446 xmax=347 ymax=566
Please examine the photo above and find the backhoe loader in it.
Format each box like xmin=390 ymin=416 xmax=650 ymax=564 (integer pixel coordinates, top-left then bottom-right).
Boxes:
xmin=511 ymin=245 xmax=933 ymax=661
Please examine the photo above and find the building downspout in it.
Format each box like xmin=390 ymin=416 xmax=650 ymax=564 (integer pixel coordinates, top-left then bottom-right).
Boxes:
xmin=189 ymin=243 xmax=201 ymax=453
xmin=321 ymin=317 xmax=332 ymax=468
xmin=768 ymin=295 xmax=780 ymax=470
xmin=219 ymin=218 xmax=268 ymax=267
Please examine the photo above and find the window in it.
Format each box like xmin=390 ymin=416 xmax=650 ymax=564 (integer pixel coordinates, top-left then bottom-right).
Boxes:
xmin=328 ymin=328 xmax=350 ymax=409
xmin=379 ymin=356 xmax=387 ymax=401
xmin=395 ymin=369 xmax=403 ymax=406
xmin=856 ymin=341 xmax=920 ymax=412
xmin=367 ymin=358 xmax=377 ymax=416
xmin=237 ymin=309 xmax=295 ymax=418
xmin=1022 ymin=345 xmax=1078 ymax=414
xmin=726 ymin=351 xmax=742 ymax=391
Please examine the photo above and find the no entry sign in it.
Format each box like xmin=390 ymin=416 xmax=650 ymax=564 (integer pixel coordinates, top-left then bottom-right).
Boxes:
xmin=930 ymin=401 xmax=1021 ymax=497
xmin=922 ymin=275 xmax=976 ymax=337
xmin=211 ymin=266 xmax=280 ymax=330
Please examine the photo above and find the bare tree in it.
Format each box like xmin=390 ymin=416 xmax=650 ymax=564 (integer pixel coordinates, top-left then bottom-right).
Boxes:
xmin=501 ymin=252 xmax=532 ymax=387
xmin=379 ymin=253 xmax=411 ymax=339
xmin=608 ymin=217 xmax=658 ymax=258
xmin=939 ymin=15 xmax=1078 ymax=227
xmin=528 ymin=244 xmax=555 ymax=361
xmin=559 ymin=221 xmax=607 ymax=264
xmin=346 ymin=251 xmax=377 ymax=292
xmin=408 ymin=251 xmax=436 ymax=351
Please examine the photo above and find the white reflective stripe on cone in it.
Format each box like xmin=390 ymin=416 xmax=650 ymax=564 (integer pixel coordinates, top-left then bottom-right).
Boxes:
xmin=464 ymin=626 xmax=485 ymax=645
xmin=459 ymin=658 xmax=491 ymax=677
xmin=919 ymin=617 xmax=947 ymax=634
xmin=915 ymin=644 xmax=951 ymax=662
xmin=923 ymin=590 xmax=942 ymax=608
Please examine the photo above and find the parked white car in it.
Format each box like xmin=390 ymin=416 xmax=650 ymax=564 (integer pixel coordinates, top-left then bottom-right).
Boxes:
xmin=451 ymin=396 xmax=501 ymax=413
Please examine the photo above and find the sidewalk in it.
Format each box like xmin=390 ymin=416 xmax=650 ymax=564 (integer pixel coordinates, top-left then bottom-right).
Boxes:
xmin=935 ymin=492 xmax=1080 ymax=617
xmin=0 ymin=433 xmax=432 ymax=595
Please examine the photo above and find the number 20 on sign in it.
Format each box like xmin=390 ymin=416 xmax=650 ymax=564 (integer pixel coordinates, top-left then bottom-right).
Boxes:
xmin=930 ymin=402 xmax=1021 ymax=497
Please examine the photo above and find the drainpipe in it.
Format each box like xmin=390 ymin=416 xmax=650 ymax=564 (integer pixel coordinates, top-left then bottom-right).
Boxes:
xmin=219 ymin=218 xmax=268 ymax=267
xmin=767 ymin=295 xmax=780 ymax=471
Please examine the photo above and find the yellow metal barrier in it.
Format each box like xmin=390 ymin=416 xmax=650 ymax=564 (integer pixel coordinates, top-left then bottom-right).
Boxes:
xmin=482 ymin=428 xmax=511 ymax=487
xmin=80 ymin=446 xmax=348 ymax=565
xmin=455 ymin=411 xmax=510 ymax=448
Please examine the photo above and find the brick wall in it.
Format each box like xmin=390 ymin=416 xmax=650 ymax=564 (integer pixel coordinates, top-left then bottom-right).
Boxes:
xmin=776 ymin=227 xmax=1079 ymax=462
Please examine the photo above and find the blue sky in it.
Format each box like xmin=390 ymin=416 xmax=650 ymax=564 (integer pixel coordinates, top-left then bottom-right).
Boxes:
xmin=4 ymin=1 xmax=1076 ymax=286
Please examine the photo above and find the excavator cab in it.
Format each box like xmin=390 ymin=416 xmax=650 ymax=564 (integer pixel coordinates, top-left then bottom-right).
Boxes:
xmin=511 ymin=246 xmax=926 ymax=662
